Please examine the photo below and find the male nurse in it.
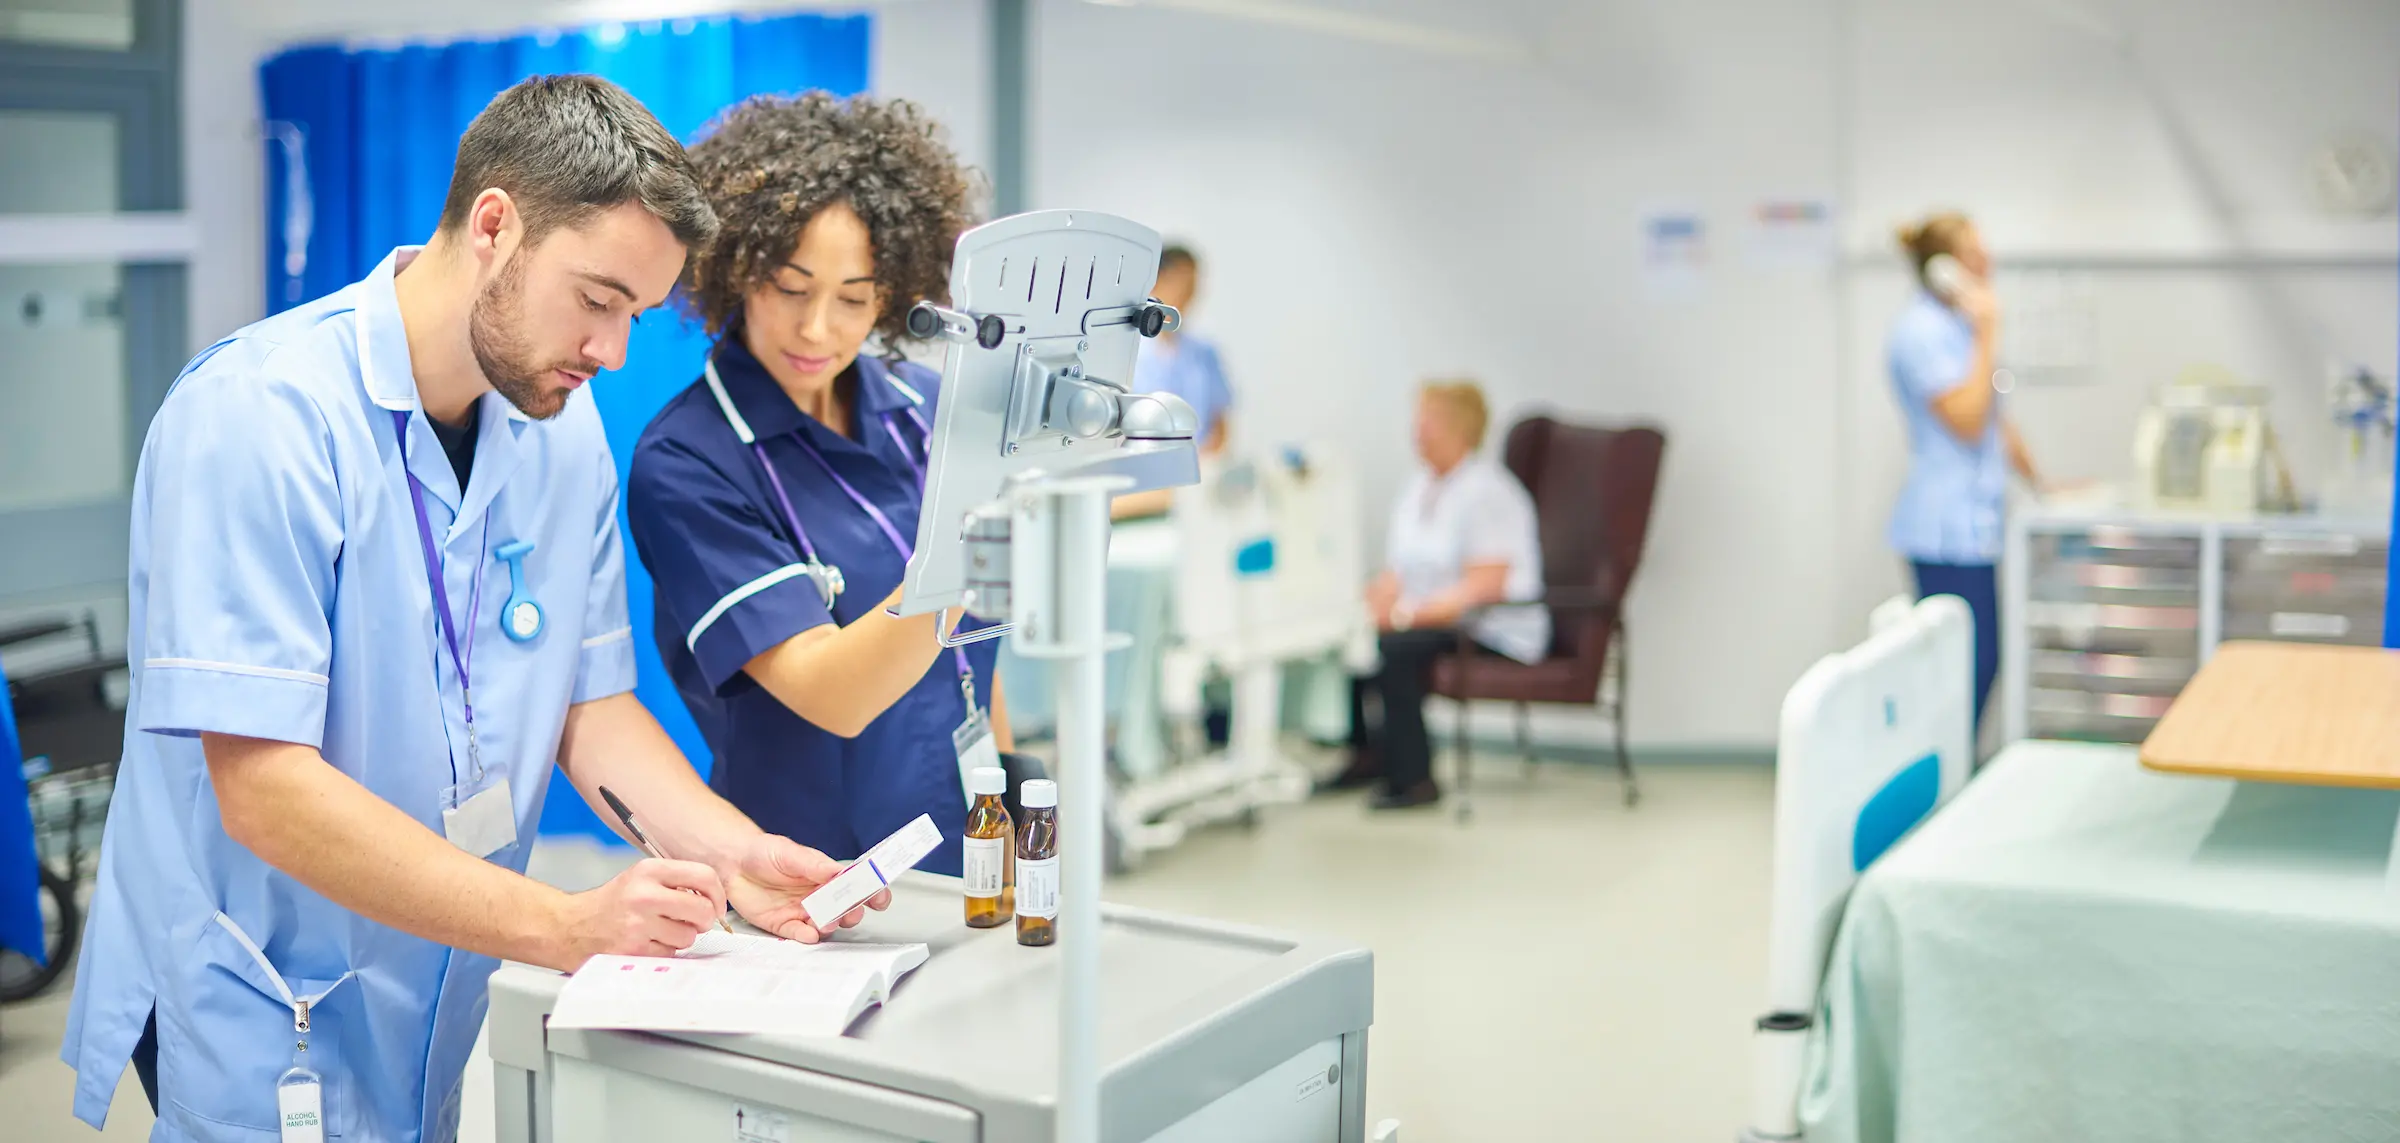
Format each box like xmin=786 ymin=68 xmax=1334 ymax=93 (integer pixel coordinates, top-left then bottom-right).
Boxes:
xmin=1111 ymin=242 xmax=1233 ymax=520
xmin=62 ymin=74 xmax=880 ymax=1142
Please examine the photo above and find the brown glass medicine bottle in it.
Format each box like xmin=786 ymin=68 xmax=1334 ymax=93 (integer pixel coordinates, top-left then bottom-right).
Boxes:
xmin=964 ymin=766 xmax=1014 ymax=928
xmin=1016 ymin=779 xmax=1059 ymax=946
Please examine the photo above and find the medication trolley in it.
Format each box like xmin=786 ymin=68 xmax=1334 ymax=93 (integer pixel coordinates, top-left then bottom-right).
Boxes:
xmin=486 ymin=876 xmax=1378 ymax=1143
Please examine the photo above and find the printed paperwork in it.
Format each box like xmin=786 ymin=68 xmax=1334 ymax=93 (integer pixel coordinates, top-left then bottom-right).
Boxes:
xmin=551 ymin=929 xmax=928 ymax=1036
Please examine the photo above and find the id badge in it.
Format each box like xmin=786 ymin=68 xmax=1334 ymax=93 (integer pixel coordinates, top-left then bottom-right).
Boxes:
xmin=954 ymin=714 xmax=1001 ymax=809
xmin=277 ymin=1065 xmax=325 ymax=1143
xmin=441 ymin=776 xmax=517 ymax=858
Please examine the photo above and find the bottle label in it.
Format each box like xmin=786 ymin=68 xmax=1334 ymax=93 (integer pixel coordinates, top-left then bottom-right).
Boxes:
xmin=963 ymin=837 xmax=1005 ymax=897
xmin=1018 ymin=856 xmax=1060 ymax=919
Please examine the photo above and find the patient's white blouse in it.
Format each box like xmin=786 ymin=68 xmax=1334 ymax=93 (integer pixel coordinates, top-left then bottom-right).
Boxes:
xmin=1384 ymin=456 xmax=1551 ymax=664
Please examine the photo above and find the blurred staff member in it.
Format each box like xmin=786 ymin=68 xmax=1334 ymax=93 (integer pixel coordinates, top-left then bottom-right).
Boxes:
xmin=1888 ymin=212 xmax=2048 ymax=734
xmin=1323 ymin=379 xmax=1548 ymax=810
xmin=1114 ymin=243 xmax=1233 ymax=519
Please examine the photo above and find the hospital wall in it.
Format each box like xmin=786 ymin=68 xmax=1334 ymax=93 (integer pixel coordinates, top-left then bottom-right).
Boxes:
xmin=156 ymin=0 xmax=2400 ymax=757
xmin=1829 ymin=0 xmax=2400 ymax=638
xmin=1024 ymin=0 xmax=2399 ymax=751
xmin=1026 ymin=0 xmax=1850 ymax=752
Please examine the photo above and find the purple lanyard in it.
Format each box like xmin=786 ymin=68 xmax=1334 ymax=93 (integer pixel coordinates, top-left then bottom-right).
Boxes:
xmin=750 ymin=407 xmax=978 ymax=706
xmin=393 ymin=409 xmax=492 ymax=785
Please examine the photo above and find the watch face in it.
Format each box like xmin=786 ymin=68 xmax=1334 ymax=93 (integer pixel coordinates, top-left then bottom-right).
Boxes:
xmin=511 ymin=601 xmax=540 ymax=638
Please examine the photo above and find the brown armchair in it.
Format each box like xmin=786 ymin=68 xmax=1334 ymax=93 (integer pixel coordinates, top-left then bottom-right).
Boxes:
xmin=1431 ymin=416 xmax=1665 ymax=819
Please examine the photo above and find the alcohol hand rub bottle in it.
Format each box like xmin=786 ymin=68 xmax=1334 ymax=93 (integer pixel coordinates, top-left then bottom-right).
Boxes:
xmin=1017 ymin=779 xmax=1059 ymax=947
xmin=964 ymin=766 xmax=1015 ymax=928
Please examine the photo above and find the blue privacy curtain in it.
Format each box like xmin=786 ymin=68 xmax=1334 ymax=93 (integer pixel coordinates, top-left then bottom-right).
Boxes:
xmin=259 ymin=14 xmax=870 ymax=839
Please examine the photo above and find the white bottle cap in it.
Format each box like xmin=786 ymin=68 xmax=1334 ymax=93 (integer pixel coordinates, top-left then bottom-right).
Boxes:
xmin=970 ymin=766 xmax=1007 ymax=796
xmin=1021 ymin=779 xmax=1058 ymax=809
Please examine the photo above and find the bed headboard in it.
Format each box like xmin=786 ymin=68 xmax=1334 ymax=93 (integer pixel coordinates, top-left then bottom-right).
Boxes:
xmin=1746 ymin=594 xmax=1974 ymax=1141
xmin=1764 ymin=593 xmax=1974 ymax=1013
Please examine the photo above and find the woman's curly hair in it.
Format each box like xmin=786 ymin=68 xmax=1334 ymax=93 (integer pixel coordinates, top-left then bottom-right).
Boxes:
xmin=680 ymin=92 xmax=977 ymax=349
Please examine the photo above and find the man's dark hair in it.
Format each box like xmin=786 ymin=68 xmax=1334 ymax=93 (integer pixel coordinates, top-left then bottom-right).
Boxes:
xmin=439 ymin=74 xmax=717 ymax=250
xmin=1160 ymin=244 xmax=1198 ymax=275
xmin=680 ymin=92 xmax=977 ymax=345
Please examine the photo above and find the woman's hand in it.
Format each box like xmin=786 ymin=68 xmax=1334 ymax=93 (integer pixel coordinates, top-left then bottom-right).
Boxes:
xmin=1956 ymin=279 xmax=2001 ymax=342
xmin=1366 ymin=573 xmax=1401 ymax=630
xmin=720 ymin=834 xmax=891 ymax=943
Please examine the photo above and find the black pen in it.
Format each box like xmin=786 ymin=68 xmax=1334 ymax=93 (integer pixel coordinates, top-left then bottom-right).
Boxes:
xmin=598 ymin=785 xmax=732 ymax=933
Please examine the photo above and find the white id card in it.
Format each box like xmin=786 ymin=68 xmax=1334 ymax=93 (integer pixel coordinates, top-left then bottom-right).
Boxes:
xmin=954 ymin=714 xmax=1001 ymax=810
xmin=277 ymin=1068 xmax=325 ymax=1143
xmin=441 ymin=777 xmax=517 ymax=858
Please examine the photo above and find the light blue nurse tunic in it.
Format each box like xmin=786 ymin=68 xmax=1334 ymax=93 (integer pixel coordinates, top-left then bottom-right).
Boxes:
xmin=1132 ymin=330 xmax=1233 ymax=444
xmin=60 ymin=247 xmax=637 ymax=1142
xmin=1887 ymin=290 xmax=2008 ymax=564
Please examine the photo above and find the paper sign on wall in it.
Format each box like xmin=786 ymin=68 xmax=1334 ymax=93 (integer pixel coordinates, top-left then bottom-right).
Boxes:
xmin=1743 ymin=198 xmax=1836 ymax=269
xmin=1640 ymin=207 xmax=1709 ymax=299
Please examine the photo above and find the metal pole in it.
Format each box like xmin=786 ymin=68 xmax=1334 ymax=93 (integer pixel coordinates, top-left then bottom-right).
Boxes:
xmin=990 ymin=0 xmax=1029 ymax=216
xmin=1050 ymin=482 xmax=1110 ymax=1143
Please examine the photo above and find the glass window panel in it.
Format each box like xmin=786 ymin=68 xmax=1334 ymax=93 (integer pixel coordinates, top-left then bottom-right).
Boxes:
xmin=0 ymin=261 xmax=128 ymax=511
xmin=0 ymin=109 xmax=120 ymax=213
xmin=0 ymin=0 xmax=134 ymax=50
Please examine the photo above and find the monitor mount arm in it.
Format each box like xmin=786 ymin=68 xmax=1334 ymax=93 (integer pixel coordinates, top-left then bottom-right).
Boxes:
xmin=893 ymin=211 xmax=1201 ymax=1143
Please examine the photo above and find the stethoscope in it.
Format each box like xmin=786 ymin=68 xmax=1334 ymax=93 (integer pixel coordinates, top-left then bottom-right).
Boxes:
xmin=390 ymin=412 xmax=548 ymax=649
xmin=703 ymin=355 xmax=985 ymax=711
xmin=702 ymin=357 xmax=933 ymax=611
xmin=361 ymin=291 xmax=546 ymax=650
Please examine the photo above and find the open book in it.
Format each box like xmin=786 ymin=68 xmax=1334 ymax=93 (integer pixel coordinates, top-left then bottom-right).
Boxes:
xmin=550 ymin=929 xmax=929 ymax=1037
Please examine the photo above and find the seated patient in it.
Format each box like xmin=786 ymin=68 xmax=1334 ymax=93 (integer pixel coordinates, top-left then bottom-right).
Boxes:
xmin=1326 ymin=379 xmax=1549 ymax=810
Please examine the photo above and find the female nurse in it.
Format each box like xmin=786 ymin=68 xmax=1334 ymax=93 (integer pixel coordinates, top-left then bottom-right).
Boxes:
xmin=1887 ymin=211 xmax=2050 ymax=735
xmin=628 ymin=93 xmax=1003 ymax=875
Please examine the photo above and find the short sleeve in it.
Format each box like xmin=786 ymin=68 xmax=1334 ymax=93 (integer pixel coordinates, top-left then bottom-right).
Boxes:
xmin=135 ymin=372 xmax=340 ymax=747
xmin=1383 ymin=474 xmax=1421 ymax=572
xmin=574 ymin=448 xmax=637 ymax=704
xmin=1200 ymin=343 xmax=1234 ymax=431
xmin=1462 ymin=470 xmax=1532 ymax=566
xmin=1890 ymin=310 xmax=1972 ymax=407
xmin=626 ymin=435 xmax=835 ymax=695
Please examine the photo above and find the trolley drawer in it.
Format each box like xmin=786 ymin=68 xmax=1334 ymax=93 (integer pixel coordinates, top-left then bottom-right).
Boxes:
xmin=2221 ymin=608 xmax=2384 ymax=646
xmin=2029 ymin=651 xmax=2194 ymax=693
xmin=2040 ymin=528 xmax=2202 ymax=569
xmin=2224 ymin=532 xmax=2387 ymax=575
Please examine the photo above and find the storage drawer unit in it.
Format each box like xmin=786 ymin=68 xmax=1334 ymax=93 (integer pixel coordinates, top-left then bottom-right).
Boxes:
xmin=2003 ymin=511 xmax=2388 ymax=746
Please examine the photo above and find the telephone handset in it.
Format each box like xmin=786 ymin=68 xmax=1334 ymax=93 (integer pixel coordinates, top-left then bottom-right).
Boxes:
xmin=1923 ymin=253 xmax=1971 ymax=301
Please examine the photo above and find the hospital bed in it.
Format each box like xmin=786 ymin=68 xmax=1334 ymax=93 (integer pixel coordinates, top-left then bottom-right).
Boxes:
xmin=995 ymin=447 xmax=1367 ymax=868
xmin=1789 ymin=741 xmax=2400 ymax=1142
xmin=1751 ymin=607 xmax=2400 ymax=1140
xmin=1743 ymin=595 xmax=1975 ymax=1143
xmin=1116 ymin=445 xmax=1368 ymax=860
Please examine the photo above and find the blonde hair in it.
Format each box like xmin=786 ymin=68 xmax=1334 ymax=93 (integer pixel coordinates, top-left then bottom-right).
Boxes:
xmin=1895 ymin=211 xmax=1974 ymax=287
xmin=1419 ymin=377 xmax=1490 ymax=449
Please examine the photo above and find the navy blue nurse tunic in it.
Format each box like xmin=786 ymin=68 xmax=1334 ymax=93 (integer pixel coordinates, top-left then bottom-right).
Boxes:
xmin=627 ymin=340 xmax=1000 ymax=875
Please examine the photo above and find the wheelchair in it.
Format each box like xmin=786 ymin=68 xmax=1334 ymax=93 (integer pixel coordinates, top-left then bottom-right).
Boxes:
xmin=2 ymin=611 xmax=123 ymax=1003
